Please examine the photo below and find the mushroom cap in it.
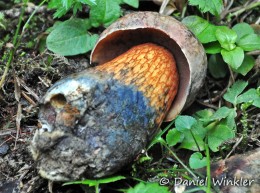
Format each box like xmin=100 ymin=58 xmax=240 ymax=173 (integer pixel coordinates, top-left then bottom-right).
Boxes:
xmin=91 ymin=11 xmax=207 ymax=121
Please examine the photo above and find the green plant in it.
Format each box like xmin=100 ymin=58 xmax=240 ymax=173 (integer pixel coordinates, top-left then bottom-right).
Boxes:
xmin=0 ymin=0 xmax=27 ymax=87
xmin=143 ymin=80 xmax=259 ymax=192
xmin=46 ymin=0 xmax=139 ymax=56
xmin=188 ymin=0 xmax=223 ymax=16
xmin=0 ymin=12 xmax=6 ymax=30
xmin=3 ymin=0 xmax=256 ymax=192
xmin=126 ymin=182 xmax=170 ymax=193
xmin=223 ymin=80 xmax=260 ymax=147
xmin=46 ymin=18 xmax=99 ymax=56
xmin=224 ymin=80 xmax=260 ymax=108
xmin=63 ymin=175 xmax=126 ymax=193
xmin=182 ymin=16 xmax=260 ymax=77
xmin=48 ymin=0 xmax=96 ymax=18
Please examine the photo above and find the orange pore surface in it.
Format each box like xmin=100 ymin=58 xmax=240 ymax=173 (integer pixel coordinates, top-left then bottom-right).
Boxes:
xmin=94 ymin=43 xmax=179 ymax=123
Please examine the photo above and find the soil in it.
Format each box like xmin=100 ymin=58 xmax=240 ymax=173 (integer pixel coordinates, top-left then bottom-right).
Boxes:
xmin=0 ymin=1 xmax=259 ymax=193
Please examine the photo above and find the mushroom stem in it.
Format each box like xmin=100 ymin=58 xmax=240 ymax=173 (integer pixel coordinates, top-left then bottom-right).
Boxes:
xmin=94 ymin=43 xmax=179 ymax=125
xmin=31 ymin=43 xmax=179 ymax=180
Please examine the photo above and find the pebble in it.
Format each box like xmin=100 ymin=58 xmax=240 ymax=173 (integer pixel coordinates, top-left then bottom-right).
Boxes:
xmin=0 ymin=143 xmax=9 ymax=156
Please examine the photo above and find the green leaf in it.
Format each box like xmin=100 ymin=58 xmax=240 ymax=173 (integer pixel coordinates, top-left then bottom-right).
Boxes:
xmin=194 ymin=109 xmax=214 ymax=119
xmin=208 ymin=54 xmax=228 ymax=78
xmin=189 ymin=152 xmax=207 ymax=169
xmin=222 ymin=109 xmax=237 ymax=130
xmin=216 ymin=109 xmax=237 ymax=131
xmin=194 ymin=109 xmax=214 ymax=125
xmin=223 ymin=80 xmax=248 ymax=105
xmin=209 ymin=107 xmax=233 ymax=121
xmin=53 ymin=7 xmax=68 ymax=18
xmin=221 ymin=47 xmax=244 ymax=69
xmin=63 ymin=175 xmax=126 ymax=186
xmin=47 ymin=19 xmax=98 ymax=56
xmin=179 ymin=122 xmax=206 ymax=151
xmin=237 ymin=34 xmax=260 ymax=51
xmin=188 ymin=0 xmax=223 ymax=16
xmin=90 ymin=0 xmax=121 ymax=27
xmin=73 ymin=2 xmax=83 ymax=15
xmin=233 ymin=55 xmax=255 ymax=76
xmin=175 ymin=115 xmax=197 ymax=131
xmin=123 ymin=0 xmax=139 ymax=8
xmin=208 ymin=125 xmax=235 ymax=152
xmin=204 ymin=41 xmax=222 ymax=54
xmin=216 ymin=27 xmax=237 ymax=51
xmin=48 ymin=0 xmax=91 ymax=18
xmin=48 ymin=0 xmax=62 ymax=9
xmin=166 ymin=129 xmax=184 ymax=146
xmin=237 ymin=88 xmax=260 ymax=107
xmin=80 ymin=0 xmax=97 ymax=6
xmin=253 ymin=93 xmax=260 ymax=107
xmin=232 ymin=23 xmax=255 ymax=40
xmin=62 ymin=0 xmax=73 ymax=9
xmin=0 ymin=12 xmax=6 ymax=30
xmin=182 ymin=16 xmax=217 ymax=43
xmin=179 ymin=129 xmax=205 ymax=151
xmin=127 ymin=182 xmax=170 ymax=193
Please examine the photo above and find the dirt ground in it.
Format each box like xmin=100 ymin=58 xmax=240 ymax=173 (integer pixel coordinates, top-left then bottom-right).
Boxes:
xmin=0 ymin=1 xmax=259 ymax=193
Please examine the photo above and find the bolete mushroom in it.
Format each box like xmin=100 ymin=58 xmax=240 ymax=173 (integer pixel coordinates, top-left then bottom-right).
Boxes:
xmin=30 ymin=12 xmax=207 ymax=181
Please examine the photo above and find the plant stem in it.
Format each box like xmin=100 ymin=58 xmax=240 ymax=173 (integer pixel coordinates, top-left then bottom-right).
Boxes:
xmin=147 ymin=120 xmax=175 ymax=150
xmin=240 ymin=106 xmax=249 ymax=150
xmin=205 ymin=143 xmax=211 ymax=193
xmin=95 ymin=184 xmax=99 ymax=193
xmin=228 ymin=1 xmax=260 ymax=19
xmin=190 ymin=130 xmax=201 ymax=151
xmin=0 ymin=3 xmax=25 ymax=87
xmin=163 ymin=144 xmax=198 ymax=179
xmin=146 ymin=168 xmax=186 ymax=173
xmin=22 ymin=0 xmax=48 ymax=33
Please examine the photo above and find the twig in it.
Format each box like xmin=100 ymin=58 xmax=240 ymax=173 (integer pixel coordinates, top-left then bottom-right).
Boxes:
xmin=196 ymin=100 xmax=218 ymax=110
xmin=14 ymin=103 xmax=22 ymax=149
xmin=256 ymin=17 xmax=260 ymax=24
xmin=19 ymin=78 xmax=40 ymax=102
xmin=225 ymin=136 xmax=243 ymax=160
xmin=227 ymin=1 xmax=260 ymax=20
xmin=246 ymin=50 xmax=260 ymax=56
xmin=221 ymin=0 xmax=234 ymax=19
xmin=21 ymin=91 xmax=37 ymax=106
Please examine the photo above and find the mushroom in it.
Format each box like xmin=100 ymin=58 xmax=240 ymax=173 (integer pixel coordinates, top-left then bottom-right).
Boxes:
xmin=30 ymin=12 xmax=207 ymax=181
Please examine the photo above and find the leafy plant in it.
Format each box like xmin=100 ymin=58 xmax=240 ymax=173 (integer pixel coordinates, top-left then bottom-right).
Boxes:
xmin=224 ymin=80 xmax=260 ymax=108
xmin=0 ymin=12 xmax=6 ymax=30
xmin=48 ymin=0 xmax=96 ymax=18
xmin=46 ymin=0 xmax=139 ymax=56
xmin=164 ymin=80 xmax=258 ymax=156
xmin=7 ymin=1 xmax=257 ymax=192
xmin=127 ymin=182 xmax=170 ymax=193
xmin=166 ymin=110 xmax=235 ymax=153
xmin=224 ymin=80 xmax=260 ymax=149
xmin=188 ymin=0 xmax=223 ymax=16
xmin=46 ymin=18 xmax=99 ymax=56
xmin=189 ymin=152 xmax=207 ymax=169
xmin=63 ymin=175 xmax=126 ymax=193
xmin=182 ymin=16 xmax=260 ymax=76
xmin=144 ymin=79 xmax=259 ymax=193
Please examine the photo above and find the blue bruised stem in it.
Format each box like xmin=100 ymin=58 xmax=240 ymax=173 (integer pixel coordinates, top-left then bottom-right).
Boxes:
xmin=31 ymin=71 xmax=159 ymax=180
